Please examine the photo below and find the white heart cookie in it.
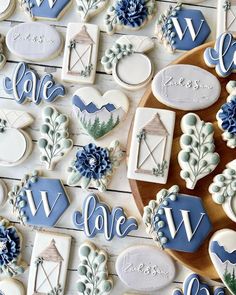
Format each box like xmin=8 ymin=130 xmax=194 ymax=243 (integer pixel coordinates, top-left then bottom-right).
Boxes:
xmin=72 ymin=87 xmax=129 ymax=140
xmin=0 ymin=279 xmax=25 ymax=295
xmin=209 ymin=229 xmax=236 ymax=295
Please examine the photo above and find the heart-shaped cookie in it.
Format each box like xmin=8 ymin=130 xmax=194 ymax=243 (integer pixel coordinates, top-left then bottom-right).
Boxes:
xmin=209 ymin=229 xmax=236 ymax=295
xmin=72 ymin=87 xmax=129 ymax=140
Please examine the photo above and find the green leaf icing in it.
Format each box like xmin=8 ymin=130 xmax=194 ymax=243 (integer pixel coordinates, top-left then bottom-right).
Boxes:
xmin=77 ymin=0 xmax=108 ymax=21
xmin=178 ymin=113 xmax=220 ymax=189
xmin=38 ymin=106 xmax=73 ymax=170
xmin=77 ymin=242 xmax=113 ymax=295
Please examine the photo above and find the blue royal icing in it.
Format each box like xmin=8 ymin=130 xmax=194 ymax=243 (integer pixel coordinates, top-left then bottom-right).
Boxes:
xmin=21 ymin=0 xmax=71 ymax=20
xmin=204 ymin=32 xmax=236 ymax=77
xmin=156 ymin=3 xmax=211 ymax=52
xmin=172 ymin=273 xmax=225 ymax=295
xmin=4 ymin=62 xmax=65 ymax=105
xmin=210 ymin=240 xmax=236 ymax=264
xmin=73 ymin=193 xmax=138 ymax=241
xmin=8 ymin=171 xmax=70 ymax=227
xmin=143 ymin=186 xmax=212 ymax=253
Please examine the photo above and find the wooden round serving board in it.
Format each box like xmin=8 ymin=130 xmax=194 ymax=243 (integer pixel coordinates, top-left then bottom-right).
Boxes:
xmin=127 ymin=41 xmax=236 ymax=280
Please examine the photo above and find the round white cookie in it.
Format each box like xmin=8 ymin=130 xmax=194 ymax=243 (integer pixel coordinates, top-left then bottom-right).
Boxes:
xmin=0 ymin=279 xmax=25 ymax=295
xmin=0 ymin=0 xmax=15 ymax=21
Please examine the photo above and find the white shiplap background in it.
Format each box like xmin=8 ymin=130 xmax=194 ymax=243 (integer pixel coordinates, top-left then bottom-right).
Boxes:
xmin=0 ymin=0 xmax=226 ymax=294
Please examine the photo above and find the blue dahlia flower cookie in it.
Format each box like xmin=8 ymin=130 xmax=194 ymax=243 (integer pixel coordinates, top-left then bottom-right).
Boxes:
xmin=217 ymin=81 xmax=236 ymax=148
xmin=67 ymin=141 xmax=124 ymax=192
xmin=104 ymin=0 xmax=156 ymax=35
xmin=0 ymin=218 xmax=26 ymax=277
xmin=155 ymin=3 xmax=211 ymax=53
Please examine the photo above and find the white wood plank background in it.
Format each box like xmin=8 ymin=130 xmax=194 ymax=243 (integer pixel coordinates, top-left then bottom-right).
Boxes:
xmin=0 ymin=0 xmax=227 ymax=294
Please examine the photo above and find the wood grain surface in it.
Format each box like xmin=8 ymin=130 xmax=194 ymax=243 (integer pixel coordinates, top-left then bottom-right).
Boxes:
xmin=127 ymin=41 xmax=236 ymax=280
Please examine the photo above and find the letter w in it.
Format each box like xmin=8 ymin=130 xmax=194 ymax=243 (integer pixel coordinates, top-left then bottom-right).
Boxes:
xmin=164 ymin=208 xmax=205 ymax=242
xmin=171 ymin=17 xmax=205 ymax=41
xmin=26 ymin=190 xmax=62 ymax=217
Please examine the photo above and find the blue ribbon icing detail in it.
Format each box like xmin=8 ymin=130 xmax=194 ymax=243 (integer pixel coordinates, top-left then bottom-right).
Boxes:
xmin=73 ymin=193 xmax=138 ymax=241
xmin=204 ymin=32 xmax=236 ymax=77
xmin=4 ymin=62 xmax=65 ymax=105
xmin=172 ymin=273 xmax=225 ymax=295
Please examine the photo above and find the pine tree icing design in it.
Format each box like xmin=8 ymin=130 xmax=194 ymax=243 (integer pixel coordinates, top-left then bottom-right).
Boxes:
xmin=178 ymin=113 xmax=220 ymax=190
xmin=217 ymin=81 xmax=236 ymax=149
xmin=72 ymin=87 xmax=129 ymax=140
xmin=104 ymin=0 xmax=156 ymax=35
xmin=0 ymin=217 xmax=27 ymax=277
xmin=0 ymin=34 xmax=6 ymax=70
xmin=209 ymin=160 xmax=236 ymax=223
xmin=143 ymin=185 xmax=212 ymax=253
xmin=67 ymin=141 xmax=124 ymax=192
xmin=155 ymin=2 xmax=211 ymax=53
xmin=77 ymin=242 xmax=113 ymax=295
xmin=76 ymin=0 xmax=108 ymax=22
xmin=38 ymin=106 xmax=73 ymax=170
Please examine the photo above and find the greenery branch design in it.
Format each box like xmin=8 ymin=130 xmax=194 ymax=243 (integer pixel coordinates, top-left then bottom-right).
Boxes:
xmin=77 ymin=242 xmax=113 ymax=295
xmin=143 ymin=185 xmax=179 ymax=249
xmin=8 ymin=170 xmax=39 ymax=225
xmin=77 ymin=0 xmax=108 ymax=21
xmin=178 ymin=113 xmax=220 ymax=190
xmin=38 ymin=106 xmax=73 ymax=170
xmin=101 ymin=42 xmax=133 ymax=74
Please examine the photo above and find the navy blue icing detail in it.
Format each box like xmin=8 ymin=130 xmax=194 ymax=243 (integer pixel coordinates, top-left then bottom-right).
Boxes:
xmin=210 ymin=240 xmax=236 ymax=264
xmin=28 ymin=0 xmax=71 ymax=19
xmin=155 ymin=194 xmax=212 ymax=253
xmin=73 ymin=193 xmax=138 ymax=241
xmin=20 ymin=177 xmax=70 ymax=227
xmin=163 ymin=8 xmax=211 ymax=51
xmin=73 ymin=95 xmax=116 ymax=113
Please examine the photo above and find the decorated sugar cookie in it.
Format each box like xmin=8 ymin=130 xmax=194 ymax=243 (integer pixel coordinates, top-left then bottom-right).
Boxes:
xmin=8 ymin=170 xmax=70 ymax=227
xmin=152 ymin=65 xmax=221 ymax=111
xmin=6 ymin=22 xmax=63 ymax=62
xmin=155 ymin=3 xmax=211 ymax=53
xmin=4 ymin=62 xmax=65 ymax=105
xmin=0 ymin=279 xmax=25 ymax=295
xmin=73 ymin=193 xmax=138 ymax=240
xmin=27 ymin=231 xmax=71 ymax=295
xmin=102 ymin=35 xmax=154 ymax=90
xmin=172 ymin=273 xmax=225 ymax=295
xmin=116 ymin=245 xmax=175 ymax=292
xmin=0 ymin=0 xmax=15 ymax=20
xmin=209 ymin=229 xmax=236 ymax=295
xmin=0 ymin=179 xmax=7 ymax=207
xmin=217 ymin=81 xmax=236 ymax=148
xmin=67 ymin=141 xmax=124 ymax=192
xmin=217 ymin=0 xmax=236 ymax=37
xmin=127 ymin=107 xmax=175 ymax=184
xmin=38 ymin=106 xmax=73 ymax=170
xmin=204 ymin=32 xmax=236 ymax=77
xmin=143 ymin=185 xmax=212 ymax=253
xmin=77 ymin=242 xmax=113 ymax=295
xmin=104 ymin=0 xmax=156 ymax=35
xmin=19 ymin=0 xmax=72 ymax=20
xmin=209 ymin=160 xmax=236 ymax=223
xmin=0 ymin=109 xmax=34 ymax=167
xmin=0 ymin=217 xmax=27 ymax=277
xmin=62 ymin=23 xmax=99 ymax=84
xmin=0 ymin=34 xmax=6 ymax=70
xmin=178 ymin=113 xmax=220 ymax=190
xmin=76 ymin=0 xmax=108 ymax=22
xmin=72 ymin=87 xmax=129 ymax=139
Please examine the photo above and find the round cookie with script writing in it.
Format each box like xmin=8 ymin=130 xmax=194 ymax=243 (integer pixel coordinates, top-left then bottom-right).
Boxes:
xmin=152 ymin=65 xmax=221 ymax=111
xmin=116 ymin=245 xmax=175 ymax=292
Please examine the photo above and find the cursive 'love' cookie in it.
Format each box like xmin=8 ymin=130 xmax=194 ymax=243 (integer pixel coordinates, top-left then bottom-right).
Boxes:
xmin=72 ymin=87 xmax=129 ymax=140
xmin=209 ymin=229 xmax=236 ymax=295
